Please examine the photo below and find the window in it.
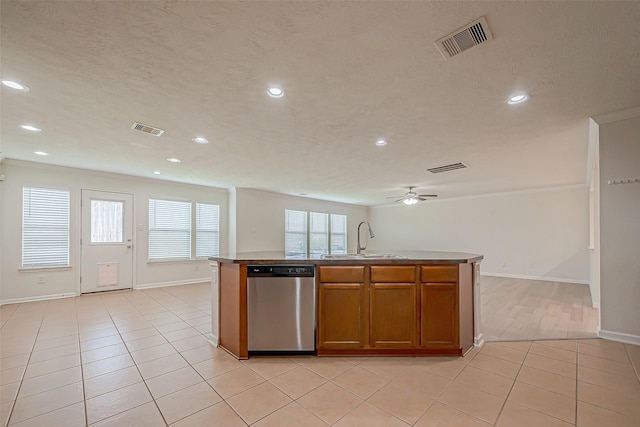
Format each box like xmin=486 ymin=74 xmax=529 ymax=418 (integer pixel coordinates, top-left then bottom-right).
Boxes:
xmin=330 ymin=213 xmax=347 ymax=254
xmin=285 ymin=210 xmax=347 ymax=257
xmin=284 ymin=209 xmax=307 ymax=257
xmin=195 ymin=203 xmax=220 ymax=258
xmin=149 ymin=199 xmax=191 ymax=260
xmin=22 ymin=187 xmax=70 ymax=267
xmin=148 ymin=199 xmax=220 ymax=260
xmin=90 ymin=199 xmax=124 ymax=243
xmin=309 ymin=212 xmax=328 ymax=256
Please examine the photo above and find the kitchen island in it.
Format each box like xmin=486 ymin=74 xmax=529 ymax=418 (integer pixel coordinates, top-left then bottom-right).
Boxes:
xmin=209 ymin=251 xmax=483 ymax=359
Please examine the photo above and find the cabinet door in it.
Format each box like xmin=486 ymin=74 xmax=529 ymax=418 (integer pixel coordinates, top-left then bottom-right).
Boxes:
xmin=370 ymin=282 xmax=417 ymax=348
xmin=317 ymin=282 xmax=366 ymax=349
xmin=420 ymin=282 xmax=458 ymax=349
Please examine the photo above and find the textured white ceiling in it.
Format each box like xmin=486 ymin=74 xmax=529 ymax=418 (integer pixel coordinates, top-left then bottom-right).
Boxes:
xmin=2 ymin=1 xmax=639 ymax=205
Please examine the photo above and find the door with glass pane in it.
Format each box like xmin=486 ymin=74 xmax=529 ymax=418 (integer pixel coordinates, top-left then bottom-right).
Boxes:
xmin=81 ymin=190 xmax=134 ymax=293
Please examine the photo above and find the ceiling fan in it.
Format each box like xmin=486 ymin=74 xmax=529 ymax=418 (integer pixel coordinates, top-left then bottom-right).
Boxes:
xmin=387 ymin=186 xmax=438 ymax=205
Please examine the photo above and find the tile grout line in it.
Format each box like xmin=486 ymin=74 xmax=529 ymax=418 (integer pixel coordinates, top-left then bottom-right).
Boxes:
xmin=623 ymin=343 xmax=640 ymax=384
xmin=120 ymin=286 xmax=232 ymax=425
xmin=487 ymin=340 xmax=531 ymax=426
xmin=575 ymin=341 xmax=580 ymax=427
xmin=98 ymin=291 xmax=171 ymax=426
xmin=4 ymin=300 xmax=49 ymax=427
xmin=73 ymin=297 xmax=90 ymax=427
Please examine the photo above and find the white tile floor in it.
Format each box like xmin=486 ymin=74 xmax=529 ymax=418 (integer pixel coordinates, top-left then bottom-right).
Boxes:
xmin=1 ymin=282 xmax=639 ymax=426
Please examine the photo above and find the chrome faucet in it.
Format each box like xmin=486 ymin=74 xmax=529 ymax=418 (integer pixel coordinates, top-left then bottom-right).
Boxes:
xmin=356 ymin=220 xmax=375 ymax=254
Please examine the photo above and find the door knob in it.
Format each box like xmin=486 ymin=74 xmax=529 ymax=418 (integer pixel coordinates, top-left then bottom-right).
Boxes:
xmin=127 ymin=245 xmax=132 ymax=249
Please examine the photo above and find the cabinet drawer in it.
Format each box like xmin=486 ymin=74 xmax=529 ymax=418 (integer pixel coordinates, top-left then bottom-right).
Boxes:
xmin=370 ymin=266 xmax=416 ymax=283
xmin=319 ymin=266 xmax=365 ymax=283
xmin=421 ymin=265 xmax=458 ymax=283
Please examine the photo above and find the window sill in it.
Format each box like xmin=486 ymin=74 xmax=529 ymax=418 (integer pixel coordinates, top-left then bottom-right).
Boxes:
xmin=19 ymin=266 xmax=72 ymax=273
xmin=147 ymin=258 xmax=212 ymax=265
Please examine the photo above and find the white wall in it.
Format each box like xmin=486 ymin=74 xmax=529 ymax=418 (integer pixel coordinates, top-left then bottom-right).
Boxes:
xmin=0 ymin=160 xmax=228 ymax=303
xmin=233 ymin=188 xmax=368 ymax=253
xmin=369 ymin=186 xmax=590 ymax=283
xmin=598 ymin=114 xmax=640 ymax=342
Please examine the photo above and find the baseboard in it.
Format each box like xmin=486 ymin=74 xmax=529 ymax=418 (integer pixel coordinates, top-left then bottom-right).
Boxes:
xmin=135 ymin=278 xmax=210 ymax=290
xmin=597 ymin=329 xmax=640 ymax=345
xmin=474 ymin=333 xmax=485 ymax=348
xmin=481 ymin=272 xmax=589 ymax=285
xmin=0 ymin=292 xmax=77 ymax=306
xmin=207 ymin=333 xmax=219 ymax=347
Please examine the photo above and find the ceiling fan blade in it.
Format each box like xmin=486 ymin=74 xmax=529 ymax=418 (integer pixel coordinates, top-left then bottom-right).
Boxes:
xmin=394 ymin=198 xmax=405 ymax=202
xmin=417 ymin=194 xmax=438 ymax=198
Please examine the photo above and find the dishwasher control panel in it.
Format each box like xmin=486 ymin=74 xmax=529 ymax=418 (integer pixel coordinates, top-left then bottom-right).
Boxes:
xmin=247 ymin=265 xmax=315 ymax=277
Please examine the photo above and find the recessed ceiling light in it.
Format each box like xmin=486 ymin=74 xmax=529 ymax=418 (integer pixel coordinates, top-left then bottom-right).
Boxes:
xmin=2 ymin=80 xmax=30 ymax=91
xmin=20 ymin=124 xmax=42 ymax=132
xmin=167 ymin=157 xmax=181 ymax=163
xmin=376 ymin=139 xmax=387 ymax=146
xmin=153 ymin=170 xmax=161 ymax=175
xmin=34 ymin=151 xmax=48 ymax=156
xmin=266 ymin=87 xmax=285 ymax=98
xmin=192 ymin=137 xmax=208 ymax=144
xmin=507 ymin=93 xmax=530 ymax=105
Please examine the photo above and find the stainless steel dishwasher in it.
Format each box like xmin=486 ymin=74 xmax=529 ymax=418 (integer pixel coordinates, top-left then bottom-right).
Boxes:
xmin=247 ymin=265 xmax=316 ymax=353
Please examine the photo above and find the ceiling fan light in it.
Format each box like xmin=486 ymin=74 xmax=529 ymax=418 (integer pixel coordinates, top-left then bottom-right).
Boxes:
xmin=403 ymin=198 xmax=418 ymax=205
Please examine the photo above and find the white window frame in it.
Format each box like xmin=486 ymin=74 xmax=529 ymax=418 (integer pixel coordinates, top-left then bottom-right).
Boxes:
xmin=284 ymin=209 xmax=347 ymax=257
xmin=284 ymin=209 xmax=308 ymax=257
xmin=309 ymin=212 xmax=329 ymax=256
xmin=148 ymin=198 xmax=220 ymax=261
xmin=22 ymin=186 xmax=70 ymax=268
xmin=330 ymin=213 xmax=348 ymax=255
xmin=195 ymin=202 xmax=220 ymax=258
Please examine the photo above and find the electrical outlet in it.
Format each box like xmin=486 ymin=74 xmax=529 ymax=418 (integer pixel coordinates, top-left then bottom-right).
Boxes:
xmin=37 ymin=275 xmax=45 ymax=284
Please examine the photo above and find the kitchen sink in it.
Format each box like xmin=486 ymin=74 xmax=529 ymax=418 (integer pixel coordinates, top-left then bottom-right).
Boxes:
xmin=321 ymin=253 xmax=407 ymax=260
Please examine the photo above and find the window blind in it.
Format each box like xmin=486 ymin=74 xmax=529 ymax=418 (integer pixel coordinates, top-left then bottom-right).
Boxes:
xmin=330 ymin=214 xmax=347 ymax=254
xmin=310 ymin=212 xmax=329 ymax=255
xmin=195 ymin=203 xmax=220 ymax=257
xmin=22 ymin=187 xmax=70 ymax=267
xmin=149 ymin=199 xmax=191 ymax=260
xmin=285 ymin=209 xmax=307 ymax=257
xmin=284 ymin=210 xmax=348 ymax=256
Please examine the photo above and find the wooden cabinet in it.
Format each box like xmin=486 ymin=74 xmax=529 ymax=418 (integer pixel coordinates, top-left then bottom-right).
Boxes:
xmin=317 ymin=266 xmax=366 ymax=349
xmin=420 ymin=265 xmax=459 ymax=349
xmin=369 ymin=266 xmax=417 ymax=348
xmin=215 ymin=259 xmax=476 ymax=359
xmin=420 ymin=264 xmax=475 ymax=354
xmin=218 ymin=263 xmax=248 ymax=359
xmin=317 ymin=263 xmax=473 ymax=356
xmin=420 ymin=282 xmax=458 ymax=349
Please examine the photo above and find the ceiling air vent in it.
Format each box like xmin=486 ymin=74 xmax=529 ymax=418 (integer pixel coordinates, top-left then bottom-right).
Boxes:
xmin=426 ymin=162 xmax=468 ymax=174
xmin=435 ymin=16 xmax=493 ymax=60
xmin=131 ymin=122 xmax=165 ymax=137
